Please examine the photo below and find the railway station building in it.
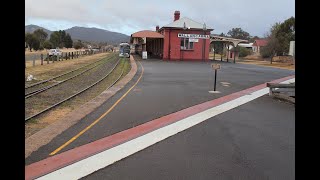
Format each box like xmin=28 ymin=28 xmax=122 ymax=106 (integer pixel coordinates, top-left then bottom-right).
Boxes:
xmin=130 ymin=11 xmax=213 ymax=61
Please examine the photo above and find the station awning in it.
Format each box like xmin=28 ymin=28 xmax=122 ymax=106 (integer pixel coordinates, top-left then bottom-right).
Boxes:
xmin=131 ymin=30 xmax=164 ymax=38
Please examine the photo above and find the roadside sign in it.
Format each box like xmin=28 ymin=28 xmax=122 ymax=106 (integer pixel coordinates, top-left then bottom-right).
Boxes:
xmin=211 ymin=64 xmax=221 ymax=70
xmin=211 ymin=64 xmax=221 ymax=92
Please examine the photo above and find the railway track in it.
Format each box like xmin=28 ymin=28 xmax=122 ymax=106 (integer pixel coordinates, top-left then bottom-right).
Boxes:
xmin=25 ymin=57 xmax=127 ymax=122
xmin=25 ymin=53 xmax=117 ymax=97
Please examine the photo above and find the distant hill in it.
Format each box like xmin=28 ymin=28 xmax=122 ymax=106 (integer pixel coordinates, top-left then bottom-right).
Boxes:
xmin=25 ymin=24 xmax=52 ymax=36
xmin=25 ymin=25 xmax=130 ymax=45
xmin=65 ymin=26 xmax=130 ymax=45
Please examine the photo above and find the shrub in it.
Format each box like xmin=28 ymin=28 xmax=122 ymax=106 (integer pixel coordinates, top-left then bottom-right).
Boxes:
xmin=260 ymin=46 xmax=273 ymax=58
xmin=239 ymin=47 xmax=251 ymax=57
xmin=43 ymin=40 xmax=53 ymax=49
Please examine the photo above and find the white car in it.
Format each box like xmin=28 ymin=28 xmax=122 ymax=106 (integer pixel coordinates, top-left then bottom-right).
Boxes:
xmin=48 ymin=49 xmax=62 ymax=56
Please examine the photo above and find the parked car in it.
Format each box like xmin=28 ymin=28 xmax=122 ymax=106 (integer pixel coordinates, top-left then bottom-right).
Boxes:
xmin=48 ymin=49 xmax=62 ymax=56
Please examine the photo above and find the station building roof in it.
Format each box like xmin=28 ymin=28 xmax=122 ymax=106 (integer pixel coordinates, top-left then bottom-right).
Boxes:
xmin=131 ymin=30 xmax=164 ymax=38
xmin=161 ymin=17 xmax=213 ymax=30
xmin=253 ymin=39 xmax=268 ymax=47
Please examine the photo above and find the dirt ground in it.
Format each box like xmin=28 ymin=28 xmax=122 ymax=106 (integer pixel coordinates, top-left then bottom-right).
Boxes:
xmin=238 ymin=56 xmax=295 ymax=70
xmin=209 ymin=53 xmax=295 ymax=70
xmin=25 ymin=53 xmax=110 ymax=79
xmin=237 ymin=59 xmax=294 ymax=70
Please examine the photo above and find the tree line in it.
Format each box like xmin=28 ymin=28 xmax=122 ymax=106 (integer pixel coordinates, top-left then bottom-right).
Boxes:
xmin=211 ymin=16 xmax=295 ymax=59
xmin=260 ymin=17 xmax=295 ymax=58
xmin=25 ymin=29 xmax=73 ymax=51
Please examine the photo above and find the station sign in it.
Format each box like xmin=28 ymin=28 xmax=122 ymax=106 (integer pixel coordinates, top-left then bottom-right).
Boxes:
xmin=211 ymin=64 xmax=221 ymax=70
xmin=178 ymin=33 xmax=210 ymax=39
xmin=189 ymin=38 xmax=199 ymax=42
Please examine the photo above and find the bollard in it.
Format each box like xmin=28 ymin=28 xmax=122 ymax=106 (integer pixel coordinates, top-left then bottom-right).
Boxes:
xmin=47 ymin=53 xmax=49 ymax=64
xmin=41 ymin=54 xmax=43 ymax=65
xmin=33 ymin=59 xmax=35 ymax=67
xmin=68 ymin=52 xmax=70 ymax=60
xmin=65 ymin=52 xmax=67 ymax=60
xmin=72 ymin=52 xmax=73 ymax=59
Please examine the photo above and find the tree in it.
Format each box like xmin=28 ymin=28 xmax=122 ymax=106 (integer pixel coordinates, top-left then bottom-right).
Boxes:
xmin=261 ymin=17 xmax=295 ymax=59
xmin=260 ymin=36 xmax=280 ymax=60
xmin=25 ymin=33 xmax=40 ymax=51
xmin=33 ymin=29 xmax=48 ymax=46
xmin=211 ymin=41 xmax=224 ymax=54
xmin=274 ymin=17 xmax=295 ymax=55
xmin=32 ymin=37 xmax=40 ymax=51
xmin=43 ymin=40 xmax=53 ymax=49
xmin=73 ymin=40 xmax=84 ymax=49
xmin=249 ymin=36 xmax=260 ymax=43
xmin=219 ymin=32 xmax=226 ymax=37
xmin=59 ymin=30 xmax=66 ymax=48
xmin=227 ymin=28 xmax=251 ymax=40
xmin=25 ymin=33 xmax=33 ymax=51
xmin=64 ymin=34 xmax=73 ymax=48
xmin=49 ymin=31 xmax=61 ymax=48
xmin=49 ymin=30 xmax=70 ymax=48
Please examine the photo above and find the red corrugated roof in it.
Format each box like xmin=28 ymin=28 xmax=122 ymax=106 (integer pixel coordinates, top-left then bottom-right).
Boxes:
xmin=253 ymin=39 xmax=268 ymax=47
xmin=131 ymin=30 xmax=164 ymax=38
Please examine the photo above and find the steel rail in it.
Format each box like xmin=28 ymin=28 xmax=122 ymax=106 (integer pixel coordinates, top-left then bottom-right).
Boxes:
xmin=25 ymin=59 xmax=124 ymax=122
xmin=25 ymin=56 xmax=118 ymax=98
xmin=25 ymin=53 xmax=115 ymax=89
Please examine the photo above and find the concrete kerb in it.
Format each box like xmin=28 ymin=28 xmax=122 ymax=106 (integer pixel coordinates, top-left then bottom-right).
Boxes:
xmin=25 ymin=56 xmax=138 ymax=159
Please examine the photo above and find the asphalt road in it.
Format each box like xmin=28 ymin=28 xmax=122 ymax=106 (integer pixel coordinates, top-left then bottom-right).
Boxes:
xmin=26 ymin=56 xmax=295 ymax=177
xmin=82 ymin=94 xmax=295 ymax=180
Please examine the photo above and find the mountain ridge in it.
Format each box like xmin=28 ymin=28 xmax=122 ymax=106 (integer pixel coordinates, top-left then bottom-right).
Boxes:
xmin=25 ymin=24 xmax=130 ymax=45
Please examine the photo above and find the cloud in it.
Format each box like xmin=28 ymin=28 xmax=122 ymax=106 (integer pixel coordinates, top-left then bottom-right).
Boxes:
xmin=26 ymin=0 xmax=295 ymax=36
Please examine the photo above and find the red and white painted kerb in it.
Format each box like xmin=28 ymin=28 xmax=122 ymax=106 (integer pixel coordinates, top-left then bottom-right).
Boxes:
xmin=25 ymin=75 xmax=295 ymax=180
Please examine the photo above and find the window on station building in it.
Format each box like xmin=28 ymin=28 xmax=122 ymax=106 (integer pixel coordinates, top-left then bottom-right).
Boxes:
xmin=180 ymin=38 xmax=194 ymax=50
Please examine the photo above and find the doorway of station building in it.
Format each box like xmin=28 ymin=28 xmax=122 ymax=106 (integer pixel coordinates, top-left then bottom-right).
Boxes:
xmin=146 ymin=38 xmax=164 ymax=59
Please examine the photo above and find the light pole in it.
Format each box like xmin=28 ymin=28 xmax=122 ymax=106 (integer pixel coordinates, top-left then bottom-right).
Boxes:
xmin=203 ymin=23 xmax=206 ymax=61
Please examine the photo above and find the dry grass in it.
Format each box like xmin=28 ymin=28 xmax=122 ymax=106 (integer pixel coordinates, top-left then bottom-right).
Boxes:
xmin=25 ymin=107 xmax=73 ymax=138
xmin=24 ymin=107 xmax=73 ymax=138
xmin=239 ymin=54 xmax=294 ymax=70
xmin=25 ymin=48 xmax=84 ymax=55
xmin=238 ymin=59 xmax=295 ymax=70
xmin=25 ymin=53 xmax=110 ymax=79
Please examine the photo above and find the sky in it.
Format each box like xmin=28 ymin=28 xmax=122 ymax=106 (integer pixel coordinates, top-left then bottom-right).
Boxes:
xmin=25 ymin=0 xmax=295 ymax=37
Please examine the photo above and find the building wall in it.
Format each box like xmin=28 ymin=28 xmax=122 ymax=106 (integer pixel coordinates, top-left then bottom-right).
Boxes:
xmin=161 ymin=29 xmax=211 ymax=61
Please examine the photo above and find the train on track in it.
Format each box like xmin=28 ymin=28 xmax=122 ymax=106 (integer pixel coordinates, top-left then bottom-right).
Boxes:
xmin=119 ymin=42 xmax=131 ymax=58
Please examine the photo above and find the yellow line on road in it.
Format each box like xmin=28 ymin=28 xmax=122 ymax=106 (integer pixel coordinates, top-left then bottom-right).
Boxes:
xmin=49 ymin=60 xmax=144 ymax=156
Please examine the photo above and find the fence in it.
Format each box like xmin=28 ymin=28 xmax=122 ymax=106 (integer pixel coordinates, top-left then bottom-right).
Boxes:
xmin=25 ymin=49 xmax=108 ymax=68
